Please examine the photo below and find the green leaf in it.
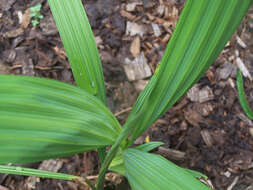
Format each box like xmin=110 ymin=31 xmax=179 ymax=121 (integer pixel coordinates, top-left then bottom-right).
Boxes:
xmin=236 ymin=70 xmax=253 ymax=119
xmin=124 ymin=149 xmax=210 ymax=190
xmin=109 ymin=142 xmax=164 ymax=176
xmin=135 ymin=141 xmax=164 ymax=152
xmin=48 ymin=0 xmax=106 ymax=104
xmin=0 ymin=75 xmax=121 ymax=164
xmin=0 ymin=165 xmax=96 ymax=190
xmin=0 ymin=165 xmax=76 ymax=180
xmin=30 ymin=4 xmax=42 ymax=12
xmin=126 ymin=0 xmax=253 ymax=143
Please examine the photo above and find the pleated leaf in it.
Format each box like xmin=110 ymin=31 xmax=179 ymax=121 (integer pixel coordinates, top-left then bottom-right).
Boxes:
xmin=126 ymin=0 xmax=253 ymax=143
xmin=124 ymin=149 xmax=210 ymax=190
xmin=0 ymin=75 xmax=121 ymax=164
xmin=109 ymin=142 xmax=164 ymax=175
xmin=48 ymin=0 xmax=106 ymax=104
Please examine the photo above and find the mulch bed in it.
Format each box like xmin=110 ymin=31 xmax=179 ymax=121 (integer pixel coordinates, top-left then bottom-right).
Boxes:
xmin=0 ymin=0 xmax=253 ymax=189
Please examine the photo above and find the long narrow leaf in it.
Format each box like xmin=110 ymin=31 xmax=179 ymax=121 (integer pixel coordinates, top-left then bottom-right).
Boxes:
xmin=0 ymin=165 xmax=76 ymax=180
xmin=124 ymin=149 xmax=210 ymax=190
xmin=236 ymin=70 xmax=253 ymax=119
xmin=126 ymin=0 xmax=253 ymax=143
xmin=48 ymin=0 xmax=106 ymax=104
xmin=0 ymin=75 xmax=121 ymax=164
xmin=0 ymin=165 xmax=96 ymax=190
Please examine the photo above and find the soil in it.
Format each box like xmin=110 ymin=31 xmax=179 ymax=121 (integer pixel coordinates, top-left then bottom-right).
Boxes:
xmin=0 ymin=0 xmax=253 ymax=190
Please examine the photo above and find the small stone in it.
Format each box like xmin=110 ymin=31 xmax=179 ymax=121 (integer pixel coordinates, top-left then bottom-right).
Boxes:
xmin=217 ymin=62 xmax=237 ymax=80
xmin=126 ymin=21 xmax=147 ymax=37
xmin=198 ymin=86 xmax=214 ymax=103
xmin=130 ymin=36 xmax=141 ymax=58
xmin=187 ymin=84 xmax=214 ymax=103
xmin=201 ymin=130 xmax=214 ymax=147
xmin=4 ymin=28 xmax=24 ymax=38
xmin=126 ymin=3 xmax=137 ymax=12
xmin=187 ymin=84 xmax=200 ymax=102
xmin=223 ymin=171 xmax=231 ymax=178
xmin=123 ymin=52 xmax=151 ymax=81
xmin=152 ymin=23 xmax=161 ymax=37
xmin=134 ymin=80 xmax=149 ymax=93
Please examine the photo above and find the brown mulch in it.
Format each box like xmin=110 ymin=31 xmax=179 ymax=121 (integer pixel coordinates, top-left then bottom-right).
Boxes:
xmin=0 ymin=0 xmax=253 ymax=190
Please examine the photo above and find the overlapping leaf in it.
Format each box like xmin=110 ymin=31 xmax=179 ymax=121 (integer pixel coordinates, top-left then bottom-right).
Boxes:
xmin=126 ymin=0 xmax=253 ymax=143
xmin=0 ymin=75 xmax=121 ymax=164
xmin=109 ymin=142 xmax=164 ymax=175
xmin=48 ymin=0 xmax=106 ymax=104
xmin=124 ymin=149 xmax=210 ymax=190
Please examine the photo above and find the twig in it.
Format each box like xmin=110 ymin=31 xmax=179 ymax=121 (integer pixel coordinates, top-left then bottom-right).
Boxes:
xmin=227 ymin=176 xmax=239 ymax=190
xmin=114 ymin=107 xmax=132 ymax=117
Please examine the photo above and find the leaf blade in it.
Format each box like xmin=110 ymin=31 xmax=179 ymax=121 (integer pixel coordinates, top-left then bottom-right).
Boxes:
xmin=126 ymin=0 xmax=253 ymax=143
xmin=0 ymin=75 xmax=121 ymax=164
xmin=236 ymin=70 xmax=253 ymax=119
xmin=48 ymin=0 xmax=106 ymax=103
xmin=0 ymin=165 xmax=76 ymax=180
xmin=124 ymin=149 xmax=210 ymax=190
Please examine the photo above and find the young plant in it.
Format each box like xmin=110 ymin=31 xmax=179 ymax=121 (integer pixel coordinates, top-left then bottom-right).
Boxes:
xmin=29 ymin=4 xmax=44 ymax=27
xmin=0 ymin=0 xmax=252 ymax=190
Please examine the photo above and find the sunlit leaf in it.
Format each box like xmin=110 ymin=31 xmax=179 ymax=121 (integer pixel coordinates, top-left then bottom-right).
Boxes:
xmin=124 ymin=149 xmax=210 ymax=190
xmin=48 ymin=0 xmax=106 ymax=103
xmin=0 ymin=165 xmax=76 ymax=180
xmin=126 ymin=0 xmax=253 ymax=143
xmin=0 ymin=75 xmax=121 ymax=164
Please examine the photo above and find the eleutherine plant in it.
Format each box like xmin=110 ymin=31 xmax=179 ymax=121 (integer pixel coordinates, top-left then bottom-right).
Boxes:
xmin=0 ymin=1 xmax=252 ymax=190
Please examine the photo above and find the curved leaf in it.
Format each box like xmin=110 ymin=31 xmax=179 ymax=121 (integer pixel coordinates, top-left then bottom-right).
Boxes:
xmin=0 ymin=165 xmax=76 ymax=180
xmin=48 ymin=0 xmax=106 ymax=103
xmin=0 ymin=75 xmax=121 ymax=164
xmin=126 ymin=0 xmax=253 ymax=143
xmin=124 ymin=149 xmax=210 ymax=190
xmin=236 ymin=70 xmax=253 ymax=119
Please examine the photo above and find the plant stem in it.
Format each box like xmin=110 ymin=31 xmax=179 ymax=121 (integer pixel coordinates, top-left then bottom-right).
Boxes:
xmin=96 ymin=113 xmax=141 ymax=190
